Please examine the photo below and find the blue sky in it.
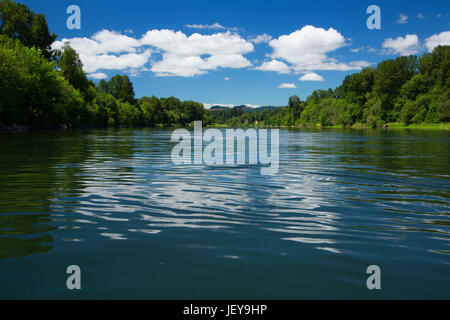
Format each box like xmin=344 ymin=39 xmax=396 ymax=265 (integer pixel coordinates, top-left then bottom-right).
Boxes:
xmin=22 ymin=0 xmax=450 ymax=107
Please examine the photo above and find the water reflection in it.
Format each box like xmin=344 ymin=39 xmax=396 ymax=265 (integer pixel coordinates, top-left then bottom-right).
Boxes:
xmin=0 ymin=128 xmax=449 ymax=297
xmin=0 ymin=129 xmax=137 ymax=258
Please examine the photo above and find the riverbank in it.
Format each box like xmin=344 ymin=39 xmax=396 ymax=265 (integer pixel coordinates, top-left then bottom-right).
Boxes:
xmin=0 ymin=125 xmax=31 ymax=132
xmin=381 ymin=123 xmax=450 ymax=130
xmin=206 ymin=122 xmax=450 ymax=130
xmin=0 ymin=125 xmax=71 ymax=132
xmin=2 ymin=122 xmax=449 ymax=132
xmin=329 ymin=122 xmax=450 ymax=130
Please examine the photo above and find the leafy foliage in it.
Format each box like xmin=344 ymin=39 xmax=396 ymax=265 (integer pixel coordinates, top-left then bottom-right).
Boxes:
xmin=57 ymin=43 xmax=91 ymax=97
xmin=0 ymin=35 xmax=84 ymax=127
xmin=0 ymin=0 xmax=56 ymax=59
xmin=99 ymin=75 xmax=136 ymax=104
xmin=210 ymin=46 xmax=450 ymax=128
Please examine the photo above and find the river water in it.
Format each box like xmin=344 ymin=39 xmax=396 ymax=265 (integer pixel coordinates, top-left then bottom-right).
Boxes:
xmin=0 ymin=128 xmax=449 ymax=299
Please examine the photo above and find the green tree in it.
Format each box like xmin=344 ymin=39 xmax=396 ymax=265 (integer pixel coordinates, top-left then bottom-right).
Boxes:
xmin=339 ymin=67 xmax=375 ymax=108
xmin=98 ymin=79 xmax=110 ymax=94
xmin=138 ymin=96 xmax=161 ymax=126
xmin=373 ymin=56 xmax=417 ymax=121
xmin=419 ymin=45 xmax=450 ymax=88
xmin=107 ymin=75 xmax=136 ymax=104
xmin=288 ymin=95 xmax=303 ymax=120
xmin=118 ymin=102 xmax=141 ymax=127
xmin=57 ymin=43 xmax=90 ymax=96
xmin=0 ymin=0 xmax=56 ymax=59
xmin=0 ymin=35 xmax=84 ymax=127
xmin=181 ymin=100 xmax=204 ymax=124
xmin=91 ymin=91 xmax=119 ymax=127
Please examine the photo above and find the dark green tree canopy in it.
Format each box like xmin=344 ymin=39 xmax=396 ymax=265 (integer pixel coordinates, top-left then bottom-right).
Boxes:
xmin=338 ymin=67 xmax=375 ymax=105
xmin=57 ymin=43 xmax=90 ymax=95
xmin=210 ymin=46 xmax=449 ymax=128
xmin=288 ymin=95 xmax=303 ymax=119
xmin=99 ymin=75 xmax=136 ymax=104
xmin=0 ymin=0 xmax=56 ymax=59
xmin=288 ymin=96 xmax=301 ymax=109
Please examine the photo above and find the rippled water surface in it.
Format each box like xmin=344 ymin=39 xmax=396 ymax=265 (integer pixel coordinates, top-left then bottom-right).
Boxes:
xmin=0 ymin=128 xmax=449 ymax=299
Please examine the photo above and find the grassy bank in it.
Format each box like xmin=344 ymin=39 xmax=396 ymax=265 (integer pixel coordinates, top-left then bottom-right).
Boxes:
xmin=317 ymin=122 xmax=450 ymax=130
xmin=383 ymin=122 xmax=450 ymax=130
xmin=206 ymin=122 xmax=450 ymax=130
xmin=340 ymin=122 xmax=450 ymax=130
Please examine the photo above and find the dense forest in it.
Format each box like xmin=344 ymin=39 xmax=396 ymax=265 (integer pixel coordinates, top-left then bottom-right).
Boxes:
xmin=210 ymin=47 xmax=450 ymax=128
xmin=0 ymin=0 xmax=449 ymax=129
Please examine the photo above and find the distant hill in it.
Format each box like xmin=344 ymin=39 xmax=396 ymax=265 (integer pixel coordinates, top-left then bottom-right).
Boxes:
xmin=209 ymin=105 xmax=230 ymax=111
xmin=255 ymin=106 xmax=278 ymax=112
xmin=209 ymin=105 xmax=281 ymax=113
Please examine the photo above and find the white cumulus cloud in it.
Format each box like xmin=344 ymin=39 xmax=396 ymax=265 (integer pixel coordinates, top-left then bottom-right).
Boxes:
xmin=88 ymin=72 xmax=108 ymax=80
xmin=254 ymin=60 xmax=291 ymax=74
xmin=91 ymin=30 xmax=142 ymax=53
xmin=141 ymin=30 xmax=253 ymax=76
xmin=278 ymin=83 xmax=297 ymax=89
xmin=383 ymin=34 xmax=421 ymax=56
xmin=299 ymin=72 xmax=324 ymax=81
xmin=52 ymin=30 xmax=152 ymax=73
xmin=250 ymin=34 xmax=272 ymax=44
xmin=52 ymin=29 xmax=254 ymax=77
xmin=141 ymin=30 xmax=253 ymax=56
xmin=258 ymin=25 xmax=369 ymax=73
xmin=425 ymin=31 xmax=450 ymax=52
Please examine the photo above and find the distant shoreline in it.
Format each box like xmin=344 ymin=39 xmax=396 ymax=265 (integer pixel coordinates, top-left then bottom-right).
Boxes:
xmin=2 ymin=122 xmax=449 ymax=132
xmin=207 ymin=122 xmax=450 ymax=130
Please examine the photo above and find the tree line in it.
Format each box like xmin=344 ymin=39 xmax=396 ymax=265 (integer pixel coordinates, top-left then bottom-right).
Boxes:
xmin=210 ymin=46 xmax=449 ymax=128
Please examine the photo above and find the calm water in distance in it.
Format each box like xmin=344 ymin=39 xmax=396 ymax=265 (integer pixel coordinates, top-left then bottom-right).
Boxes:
xmin=0 ymin=128 xmax=449 ymax=299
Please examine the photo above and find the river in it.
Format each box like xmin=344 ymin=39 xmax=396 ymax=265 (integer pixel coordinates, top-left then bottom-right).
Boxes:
xmin=0 ymin=128 xmax=449 ymax=299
